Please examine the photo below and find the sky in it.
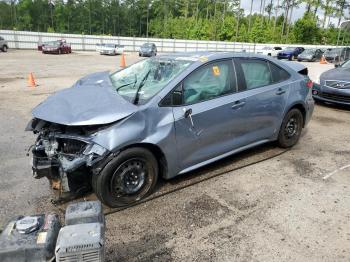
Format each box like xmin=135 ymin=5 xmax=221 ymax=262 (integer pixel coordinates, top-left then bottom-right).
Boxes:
xmin=239 ymin=0 xmax=346 ymax=27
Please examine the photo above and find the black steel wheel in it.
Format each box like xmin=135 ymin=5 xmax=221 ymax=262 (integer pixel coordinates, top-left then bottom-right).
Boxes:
xmin=277 ymin=108 xmax=303 ymax=148
xmin=92 ymin=147 xmax=158 ymax=207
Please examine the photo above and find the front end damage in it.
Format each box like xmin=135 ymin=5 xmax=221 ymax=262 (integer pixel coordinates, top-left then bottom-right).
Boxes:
xmin=26 ymin=118 xmax=110 ymax=203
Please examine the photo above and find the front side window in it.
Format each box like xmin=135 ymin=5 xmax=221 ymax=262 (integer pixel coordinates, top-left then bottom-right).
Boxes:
xmin=110 ymin=58 xmax=193 ymax=104
xmin=237 ymin=59 xmax=272 ymax=90
xmin=182 ymin=60 xmax=236 ymax=104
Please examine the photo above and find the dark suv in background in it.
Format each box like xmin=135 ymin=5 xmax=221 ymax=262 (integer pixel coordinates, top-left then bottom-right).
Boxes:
xmin=0 ymin=36 xmax=8 ymax=52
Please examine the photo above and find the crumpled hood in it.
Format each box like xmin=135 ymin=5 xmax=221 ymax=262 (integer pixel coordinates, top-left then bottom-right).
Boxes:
xmin=320 ymin=68 xmax=350 ymax=81
xmin=32 ymin=71 xmax=138 ymax=126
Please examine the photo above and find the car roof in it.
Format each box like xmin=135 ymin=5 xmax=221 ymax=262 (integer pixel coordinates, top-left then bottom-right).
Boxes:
xmin=157 ymin=51 xmax=279 ymax=61
xmin=156 ymin=51 xmax=304 ymax=75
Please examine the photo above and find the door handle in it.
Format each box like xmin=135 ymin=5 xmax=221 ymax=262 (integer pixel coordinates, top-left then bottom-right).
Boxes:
xmin=231 ymin=100 xmax=246 ymax=109
xmin=183 ymin=108 xmax=194 ymax=127
xmin=276 ymin=88 xmax=286 ymax=95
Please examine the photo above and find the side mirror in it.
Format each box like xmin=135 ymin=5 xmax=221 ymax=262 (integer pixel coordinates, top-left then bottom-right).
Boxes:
xmin=335 ymin=64 xmax=340 ymax=68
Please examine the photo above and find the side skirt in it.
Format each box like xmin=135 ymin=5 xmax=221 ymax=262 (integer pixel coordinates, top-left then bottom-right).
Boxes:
xmin=178 ymin=139 xmax=271 ymax=175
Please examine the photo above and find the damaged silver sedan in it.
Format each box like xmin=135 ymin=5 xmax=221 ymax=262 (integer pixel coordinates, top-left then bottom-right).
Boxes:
xmin=27 ymin=52 xmax=314 ymax=207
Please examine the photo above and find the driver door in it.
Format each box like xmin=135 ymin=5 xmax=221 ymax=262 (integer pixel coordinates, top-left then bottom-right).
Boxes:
xmin=171 ymin=59 xmax=240 ymax=171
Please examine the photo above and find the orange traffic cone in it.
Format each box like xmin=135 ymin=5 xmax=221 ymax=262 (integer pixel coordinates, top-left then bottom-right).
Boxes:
xmin=320 ymin=55 xmax=327 ymax=64
xmin=120 ymin=52 xmax=126 ymax=68
xmin=27 ymin=73 xmax=37 ymax=87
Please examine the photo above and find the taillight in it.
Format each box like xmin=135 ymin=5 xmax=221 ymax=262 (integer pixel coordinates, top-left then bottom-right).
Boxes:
xmin=306 ymin=80 xmax=313 ymax=88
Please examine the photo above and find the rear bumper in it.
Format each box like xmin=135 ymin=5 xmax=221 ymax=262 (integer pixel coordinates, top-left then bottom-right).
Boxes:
xmin=305 ymin=98 xmax=315 ymax=126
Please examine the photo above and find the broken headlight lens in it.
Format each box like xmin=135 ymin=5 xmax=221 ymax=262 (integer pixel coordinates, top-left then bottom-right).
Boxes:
xmin=83 ymin=143 xmax=108 ymax=156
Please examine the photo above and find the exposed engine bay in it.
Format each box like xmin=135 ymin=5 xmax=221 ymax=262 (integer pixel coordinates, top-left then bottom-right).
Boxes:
xmin=26 ymin=118 xmax=111 ymax=202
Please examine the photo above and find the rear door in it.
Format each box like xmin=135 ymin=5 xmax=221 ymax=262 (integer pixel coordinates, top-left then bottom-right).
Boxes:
xmin=230 ymin=58 xmax=291 ymax=145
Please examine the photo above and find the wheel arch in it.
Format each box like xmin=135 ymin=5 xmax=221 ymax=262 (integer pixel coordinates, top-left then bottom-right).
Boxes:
xmin=285 ymin=103 xmax=306 ymax=127
xmin=122 ymin=143 xmax=168 ymax=179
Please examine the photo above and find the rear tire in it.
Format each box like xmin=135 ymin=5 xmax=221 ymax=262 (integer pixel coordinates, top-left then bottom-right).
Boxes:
xmin=92 ymin=147 xmax=158 ymax=207
xmin=277 ymin=109 xmax=303 ymax=148
xmin=2 ymin=45 xmax=7 ymax=52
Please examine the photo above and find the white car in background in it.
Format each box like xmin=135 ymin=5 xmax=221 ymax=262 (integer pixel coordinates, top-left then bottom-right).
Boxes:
xmin=258 ymin=46 xmax=283 ymax=57
xmin=98 ymin=44 xmax=125 ymax=55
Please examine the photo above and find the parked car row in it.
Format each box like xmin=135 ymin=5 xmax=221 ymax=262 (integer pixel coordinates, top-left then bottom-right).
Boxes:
xmin=257 ymin=46 xmax=350 ymax=64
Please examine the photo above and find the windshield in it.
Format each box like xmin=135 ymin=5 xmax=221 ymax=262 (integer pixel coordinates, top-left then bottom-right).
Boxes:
xmin=141 ymin=43 xmax=152 ymax=48
xmin=302 ymin=49 xmax=316 ymax=55
xmin=110 ymin=57 xmax=193 ymax=104
xmin=46 ymin=40 xmax=60 ymax=46
xmin=341 ymin=60 xmax=350 ymax=68
xmin=105 ymin=44 xmax=115 ymax=48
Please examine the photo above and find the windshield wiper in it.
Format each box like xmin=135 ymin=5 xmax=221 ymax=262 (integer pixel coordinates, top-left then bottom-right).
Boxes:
xmin=133 ymin=69 xmax=151 ymax=105
xmin=116 ymin=74 xmax=137 ymax=91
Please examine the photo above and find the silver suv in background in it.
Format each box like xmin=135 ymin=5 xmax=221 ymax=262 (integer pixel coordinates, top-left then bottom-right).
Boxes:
xmin=0 ymin=36 xmax=8 ymax=52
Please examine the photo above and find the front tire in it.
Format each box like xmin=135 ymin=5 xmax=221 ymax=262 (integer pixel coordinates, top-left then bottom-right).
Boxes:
xmin=92 ymin=147 xmax=158 ymax=207
xmin=277 ymin=109 xmax=303 ymax=148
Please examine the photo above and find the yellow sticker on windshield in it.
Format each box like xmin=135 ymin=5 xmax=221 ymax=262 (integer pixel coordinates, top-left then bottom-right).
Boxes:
xmin=212 ymin=66 xmax=220 ymax=76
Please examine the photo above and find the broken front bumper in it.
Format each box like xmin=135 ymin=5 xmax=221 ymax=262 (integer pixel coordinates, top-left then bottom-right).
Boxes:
xmin=31 ymin=133 xmax=110 ymax=195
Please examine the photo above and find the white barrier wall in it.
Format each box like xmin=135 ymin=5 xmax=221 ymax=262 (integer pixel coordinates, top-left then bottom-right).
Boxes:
xmin=0 ymin=30 xmax=340 ymax=52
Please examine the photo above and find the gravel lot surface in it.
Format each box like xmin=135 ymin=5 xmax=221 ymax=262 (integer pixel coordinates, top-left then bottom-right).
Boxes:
xmin=0 ymin=50 xmax=349 ymax=261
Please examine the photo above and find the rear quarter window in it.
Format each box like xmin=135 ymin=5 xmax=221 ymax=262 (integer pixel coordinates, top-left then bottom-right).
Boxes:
xmin=268 ymin=62 xmax=291 ymax=83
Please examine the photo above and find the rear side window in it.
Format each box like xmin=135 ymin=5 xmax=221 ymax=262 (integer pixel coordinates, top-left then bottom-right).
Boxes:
xmin=236 ymin=59 xmax=272 ymax=90
xmin=268 ymin=62 xmax=290 ymax=83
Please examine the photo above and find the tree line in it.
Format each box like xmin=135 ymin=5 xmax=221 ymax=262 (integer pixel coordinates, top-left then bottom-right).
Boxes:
xmin=0 ymin=0 xmax=349 ymax=45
